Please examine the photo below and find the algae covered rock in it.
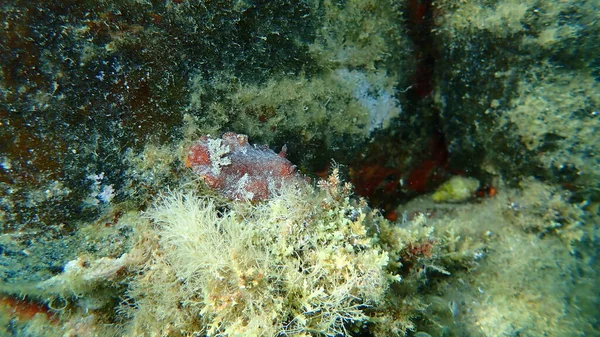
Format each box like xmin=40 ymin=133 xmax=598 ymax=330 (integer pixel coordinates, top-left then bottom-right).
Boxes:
xmin=2 ymin=0 xmax=599 ymax=336
xmin=433 ymin=0 xmax=600 ymax=198
xmin=0 ymin=0 xmax=414 ymax=300
xmin=401 ymin=178 xmax=598 ymax=337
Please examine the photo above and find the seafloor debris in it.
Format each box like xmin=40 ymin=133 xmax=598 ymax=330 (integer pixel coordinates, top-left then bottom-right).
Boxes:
xmin=186 ymin=132 xmax=303 ymax=201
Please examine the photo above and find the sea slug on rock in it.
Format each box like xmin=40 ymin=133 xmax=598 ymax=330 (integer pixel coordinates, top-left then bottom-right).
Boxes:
xmin=185 ymin=132 xmax=303 ymax=201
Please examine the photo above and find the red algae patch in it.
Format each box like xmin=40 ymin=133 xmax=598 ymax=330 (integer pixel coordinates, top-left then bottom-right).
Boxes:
xmin=186 ymin=132 xmax=303 ymax=201
xmin=0 ymin=295 xmax=57 ymax=323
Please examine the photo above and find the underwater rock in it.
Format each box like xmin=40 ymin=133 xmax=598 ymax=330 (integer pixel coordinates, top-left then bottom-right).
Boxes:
xmin=433 ymin=0 xmax=600 ymax=196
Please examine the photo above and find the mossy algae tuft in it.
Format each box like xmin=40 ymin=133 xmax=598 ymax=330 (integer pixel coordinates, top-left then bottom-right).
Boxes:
xmin=124 ymin=169 xmax=423 ymax=336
